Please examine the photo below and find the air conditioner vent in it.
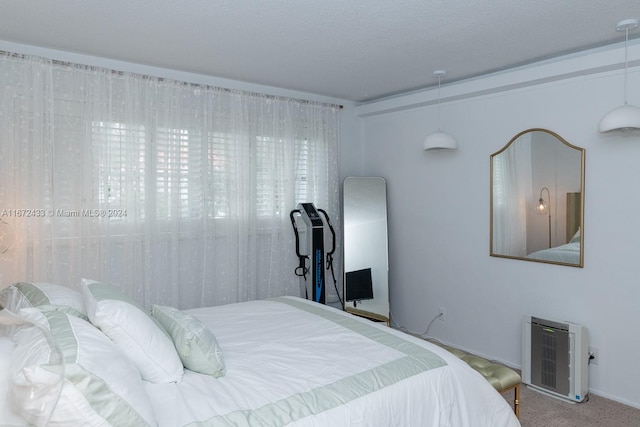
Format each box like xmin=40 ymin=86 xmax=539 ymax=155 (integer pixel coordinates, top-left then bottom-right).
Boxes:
xmin=522 ymin=315 xmax=589 ymax=402
xmin=540 ymin=331 xmax=558 ymax=389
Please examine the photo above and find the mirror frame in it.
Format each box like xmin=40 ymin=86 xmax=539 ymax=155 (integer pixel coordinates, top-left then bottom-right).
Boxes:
xmin=490 ymin=128 xmax=585 ymax=268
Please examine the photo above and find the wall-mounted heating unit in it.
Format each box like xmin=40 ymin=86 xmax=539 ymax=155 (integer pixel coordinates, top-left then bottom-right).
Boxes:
xmin=522 ymin=316 xmax=589 ymax=402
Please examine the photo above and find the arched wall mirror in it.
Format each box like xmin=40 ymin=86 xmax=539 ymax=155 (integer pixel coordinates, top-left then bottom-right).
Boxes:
xmin=490 ymin=129 xmax=585 ymax=267
xmin=343 ymin=177 xmax=389 ymax=322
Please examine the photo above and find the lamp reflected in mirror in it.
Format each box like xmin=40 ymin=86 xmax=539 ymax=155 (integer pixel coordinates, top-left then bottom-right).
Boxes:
xmin=535 ymin=187 xmax=551 ymax=248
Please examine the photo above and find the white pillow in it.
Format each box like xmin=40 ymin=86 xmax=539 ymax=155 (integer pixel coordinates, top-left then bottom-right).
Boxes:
xmin=81 ymin=278 xmax=183 ymax=383
xmin=151 ymin=305 xmax=226 ymax=377
xmin=10 ymin=308 xmax=157 ymax=427
xmin=570 ymin=227 xmax=581 ymax=244
xmin=6 ymin=282 xmax=87 ymax=319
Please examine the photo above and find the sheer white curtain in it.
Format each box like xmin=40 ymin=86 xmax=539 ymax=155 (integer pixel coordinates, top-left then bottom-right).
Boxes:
xmin=0 ymin=53 xmax=340 ymax=309
xmin=492 ymin=134 xmax=532 ymax=256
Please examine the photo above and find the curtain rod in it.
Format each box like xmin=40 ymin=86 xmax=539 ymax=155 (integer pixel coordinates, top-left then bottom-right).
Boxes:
xmin=0 ymin=50 xmax=343 ymax=110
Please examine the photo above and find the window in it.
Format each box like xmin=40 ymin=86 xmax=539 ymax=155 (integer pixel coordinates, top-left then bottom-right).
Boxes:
xmin=92 ymin=123 xmax=323 ymax=222
xmin=2 ymin=52 xmax=339 ymax=308
xmin=92 ymin=121 xmax=146 ymax=219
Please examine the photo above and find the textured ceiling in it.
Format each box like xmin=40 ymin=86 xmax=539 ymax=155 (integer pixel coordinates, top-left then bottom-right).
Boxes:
xmin=0 ymin=1 xmax=639 ymax=102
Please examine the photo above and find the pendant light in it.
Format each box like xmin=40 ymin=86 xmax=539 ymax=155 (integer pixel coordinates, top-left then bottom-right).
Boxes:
xmin=424 ymin=70 xmax=458 ymax=150
xmin=598 ymin=18 xmax=640 ymax=133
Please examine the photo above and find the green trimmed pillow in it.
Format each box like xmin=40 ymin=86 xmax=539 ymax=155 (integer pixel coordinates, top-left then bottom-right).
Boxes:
xmin=80 ymin=279 xmax=183 ymax=383
xmin=11 ymin=308 xmax=156 ymax=426
xmin=7 ymin=282 xmax=87 ymax=320
xmin=151 ymin=305 xmax=226 ymax=377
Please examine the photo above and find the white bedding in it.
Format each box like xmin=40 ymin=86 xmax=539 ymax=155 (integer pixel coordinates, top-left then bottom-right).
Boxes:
xmin=0 ymin=295 xmax=520 ymax=426
xmin=0 ymin=337 xmax=27 ymax=426
xmin=145 ymin=297 xmax=520 ymax=427
xmin=527 ymin=241 xmax=580 ymax=264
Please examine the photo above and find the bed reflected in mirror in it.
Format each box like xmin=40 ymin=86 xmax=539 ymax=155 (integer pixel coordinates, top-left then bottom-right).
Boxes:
xmin=490 ymin=129 xmax=585 ymax=267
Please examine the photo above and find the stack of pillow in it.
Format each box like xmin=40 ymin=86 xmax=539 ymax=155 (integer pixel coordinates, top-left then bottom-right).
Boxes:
xmin=4 ymin=279 xmax=226 ymax=426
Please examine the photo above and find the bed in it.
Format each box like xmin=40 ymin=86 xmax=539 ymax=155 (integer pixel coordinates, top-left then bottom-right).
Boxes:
xmin=526 ymin=227 xmax=581 ymax=264
xmin=526 ymin=241 xmax=580 ymax=263
xmin=0 ymin=281 xmax=520 ymax=427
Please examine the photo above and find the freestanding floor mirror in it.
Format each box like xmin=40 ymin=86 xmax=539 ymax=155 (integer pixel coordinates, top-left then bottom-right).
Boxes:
xmin=343 ymin=177 xmax=389 ymax=324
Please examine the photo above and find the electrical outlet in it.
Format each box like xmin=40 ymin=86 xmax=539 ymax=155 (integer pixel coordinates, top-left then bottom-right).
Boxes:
xmin=589 ymin=346 xmax=599 ymax=365
xmin=438 ymin=307 xmax=446 ymax=321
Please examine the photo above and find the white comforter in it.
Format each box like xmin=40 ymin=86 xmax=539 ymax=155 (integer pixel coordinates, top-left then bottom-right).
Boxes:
xmin=527 ymin=241 xmax=580 ymax=264
xmin=145 ymin=297 xmax=520 ymax=427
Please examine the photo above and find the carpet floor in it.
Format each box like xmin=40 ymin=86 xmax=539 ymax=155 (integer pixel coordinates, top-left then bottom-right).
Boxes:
xmin=504 ymin=384 xmax=640 ymax=427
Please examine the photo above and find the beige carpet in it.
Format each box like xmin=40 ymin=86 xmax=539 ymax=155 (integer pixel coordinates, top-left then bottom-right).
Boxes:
xmin=503 ymin=384 xmax=640 ymax=427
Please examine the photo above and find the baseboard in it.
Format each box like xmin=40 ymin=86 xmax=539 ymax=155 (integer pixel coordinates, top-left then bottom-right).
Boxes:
xmin=587 ymin=388 xmax=640 ymax=410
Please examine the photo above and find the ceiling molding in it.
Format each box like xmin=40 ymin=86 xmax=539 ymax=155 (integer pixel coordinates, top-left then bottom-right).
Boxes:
xmin=356 ymin=40 xmax=640 ymax=118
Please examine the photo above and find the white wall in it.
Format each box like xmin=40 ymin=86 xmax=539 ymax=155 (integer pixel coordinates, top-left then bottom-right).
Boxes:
xmin=349 ymin=41 xmax=640 ymax=408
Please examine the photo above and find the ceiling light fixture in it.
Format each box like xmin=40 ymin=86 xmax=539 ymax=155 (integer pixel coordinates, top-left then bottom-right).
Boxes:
xmin=598 ymin=18 xmax=640 ymax=133
xmin=423 ymin=70 xmax=458 ymax=150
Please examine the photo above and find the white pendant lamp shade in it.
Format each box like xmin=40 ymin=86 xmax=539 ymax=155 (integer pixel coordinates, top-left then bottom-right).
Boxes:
xmin=424 ymin=70 xmax=457 ymax=150
xmin=424 ymin=130 xmax=458 ymax=150
xmin=599 ymin=18 xmax=640 ymax=133
xmin=598 ymin=104 xmax=640 ymax=132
